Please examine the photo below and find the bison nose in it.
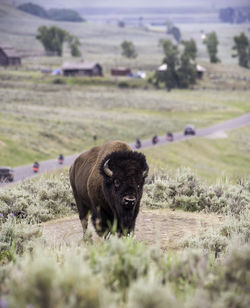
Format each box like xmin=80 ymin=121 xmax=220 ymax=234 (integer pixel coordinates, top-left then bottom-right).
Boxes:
xmin=123 ymin=196 xmax=136 ymax=207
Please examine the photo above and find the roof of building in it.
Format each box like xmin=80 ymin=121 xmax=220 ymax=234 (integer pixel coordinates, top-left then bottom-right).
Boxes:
xmin=158 ymin=63 xmax=168 ymax=71
xmin=0 ymin=45 xmax=20 ymax=58
xmin=196 ymin=64 xmax=206 ymax=72
xmin=62 ymin=62 xmax=101 ymax=70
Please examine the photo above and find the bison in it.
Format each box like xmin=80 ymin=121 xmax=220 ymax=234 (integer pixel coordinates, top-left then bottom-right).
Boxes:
xmin=69 ymin=140 xmax=148 ymax=236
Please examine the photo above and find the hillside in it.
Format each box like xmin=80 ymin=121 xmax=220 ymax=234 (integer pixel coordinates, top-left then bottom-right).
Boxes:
xmin=1 ymin=1 xmax=249 ymax=64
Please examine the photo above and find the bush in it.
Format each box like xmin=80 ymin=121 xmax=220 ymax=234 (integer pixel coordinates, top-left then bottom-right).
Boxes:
xmin=118 ymin=81 xmax=129 ymax=88
xmin=143 ymin=169 xmax=250 ymax=215
xmin=0 ymin=173 xmax=76 ymax=224
xmin=52 ymin=78 xmax=65 ymax=85
xmin=0 ymin=218 xmax=41 ymax=264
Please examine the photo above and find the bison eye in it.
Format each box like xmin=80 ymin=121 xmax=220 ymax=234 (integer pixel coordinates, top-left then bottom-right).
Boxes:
xmin=114 ymin=179 xmax=120 ymax=188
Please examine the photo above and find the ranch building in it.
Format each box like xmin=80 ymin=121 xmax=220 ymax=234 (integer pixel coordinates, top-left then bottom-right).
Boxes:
xmin=196 ymin=64 xmax=206 ymax=79
xmin=62 ymin=62 xmax=103 ymax=77
xmin=111 ymin=67 xmax=131 ymax=76
xmin=0 ymin=45 xmax=21 ymax=66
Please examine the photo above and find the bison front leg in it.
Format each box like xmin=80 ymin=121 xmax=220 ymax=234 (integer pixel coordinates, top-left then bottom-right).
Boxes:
xmin=71 ymin=187 xmax=90 ymax=236
xmin=91 ymin=208 xmax=114 ymax=238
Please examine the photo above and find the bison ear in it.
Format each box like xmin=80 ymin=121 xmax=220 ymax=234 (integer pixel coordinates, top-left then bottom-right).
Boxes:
xmin=103 ymin=159 xmax=113 ymax=177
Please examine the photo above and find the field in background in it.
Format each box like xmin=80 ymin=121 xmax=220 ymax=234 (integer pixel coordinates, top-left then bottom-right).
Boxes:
xmin=1 ymin=0 xmax=250 ymax=69
xmin=0 ymin=0 xmax=249 ymax=182
xmin=0 ymin=68 xmax=249 ymax=170
xmin=143 ymin=125 xmax=250 ymax=183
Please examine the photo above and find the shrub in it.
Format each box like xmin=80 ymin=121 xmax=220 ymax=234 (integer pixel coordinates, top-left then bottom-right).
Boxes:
xmin=142 ymin=169 xmax=250 ymax=215
xmin=0 ymin=173 xmax=76 ymax=224
xmin=0 ymin=218 xmax=41 ymax=264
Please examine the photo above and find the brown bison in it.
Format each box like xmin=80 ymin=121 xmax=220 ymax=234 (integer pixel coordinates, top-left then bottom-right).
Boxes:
xmin=69 ymin=141 xmax=148 ymax=236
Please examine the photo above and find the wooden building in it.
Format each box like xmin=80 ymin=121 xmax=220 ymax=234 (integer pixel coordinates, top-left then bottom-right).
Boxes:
xmin=62 ymin=62 xmax=103 ymax=77
xmin=196 ymin=64 xmax=206 ymax=79
xmin=0 ymin=45 xmax=21 ymax=66
xmin=111 ymin=67 xmax=131 ymax=76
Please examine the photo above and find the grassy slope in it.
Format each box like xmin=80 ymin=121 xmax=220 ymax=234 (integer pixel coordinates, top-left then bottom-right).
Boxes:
xmin=0 ymin=2 xmax=249 ymax=181
xmin=0 ymin=76 xmax=249 ymax=167
xmin=143 ymin=125 xmax=250 ymax=183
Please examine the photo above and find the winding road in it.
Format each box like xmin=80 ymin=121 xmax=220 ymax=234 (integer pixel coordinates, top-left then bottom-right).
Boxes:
xmin=1 ymin=113 xmax=250 ymax=187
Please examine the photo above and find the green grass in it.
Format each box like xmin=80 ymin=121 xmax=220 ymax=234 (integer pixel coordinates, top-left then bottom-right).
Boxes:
xmin=0 ymin=73 xmax=249 ymax=167
xmin=143 ymin=125 xmax=250 ymax=183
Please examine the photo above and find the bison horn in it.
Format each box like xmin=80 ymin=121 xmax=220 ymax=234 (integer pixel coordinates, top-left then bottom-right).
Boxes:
xmin=103 ymin=159 xmax=113 ymax=177
xmin=142 ymin=168 xmax=148 ymax=178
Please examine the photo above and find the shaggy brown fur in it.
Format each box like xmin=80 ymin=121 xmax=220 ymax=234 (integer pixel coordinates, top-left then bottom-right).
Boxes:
xmin=69 ymin=140 xmax=148 ymax=236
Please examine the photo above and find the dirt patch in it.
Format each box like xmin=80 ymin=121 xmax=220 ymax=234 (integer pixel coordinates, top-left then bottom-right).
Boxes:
xmin=41 ymin=209 xmax=223 ymax=250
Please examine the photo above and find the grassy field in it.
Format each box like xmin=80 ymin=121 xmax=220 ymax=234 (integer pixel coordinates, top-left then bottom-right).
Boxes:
xmin=143 ymin=125 xmax=250 ymax=183
xmin=0 ymin=70 xmax=249 ymax=168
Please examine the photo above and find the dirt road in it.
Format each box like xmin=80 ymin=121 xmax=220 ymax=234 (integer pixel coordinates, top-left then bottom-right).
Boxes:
xmin=41 ymin=208 xmax=223 ymax=250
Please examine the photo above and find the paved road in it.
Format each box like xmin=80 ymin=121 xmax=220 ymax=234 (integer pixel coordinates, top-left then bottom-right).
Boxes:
xmin=1 ymin=113 xmax=250 ymax=187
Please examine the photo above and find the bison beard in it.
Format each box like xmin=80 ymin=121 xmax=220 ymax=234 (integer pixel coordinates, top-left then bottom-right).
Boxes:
xmin=69 ymin=141 xmax=148 ymax=237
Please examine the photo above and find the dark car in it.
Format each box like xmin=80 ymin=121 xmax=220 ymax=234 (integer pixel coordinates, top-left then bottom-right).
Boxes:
xmin=166 ymin=131 xmax=174 ymax=141
xmin=184 ymin=125 xmax=196 ymax=136
xmin=0 ymin=167 xmax=14 ymax=182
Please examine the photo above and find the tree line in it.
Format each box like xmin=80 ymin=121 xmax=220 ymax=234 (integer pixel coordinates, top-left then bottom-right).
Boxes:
xmin=18 ymin=2 xmax=84 ymax=22
xmin=219 ymin=7 xmax=250 ymax=24
xmin=36 ymin=25 xmax=250 ymax=90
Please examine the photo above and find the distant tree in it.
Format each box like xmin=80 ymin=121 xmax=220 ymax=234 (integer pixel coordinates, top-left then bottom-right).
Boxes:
xmin=47 ymin=8 xmax=84 ymax=22
xmin=36 ymin=26 xmax=81 ymax=57
xmin=203 ymin=31 xmax=220 ymax=63
xmin=181 ymin=38 xmax=197 ymax=60
xmin=232 ymin=33 xmax=249 ymax=68
xmin=219 ymin=7 xmax=250 ymax=24
xmin=68 ymin=35 xmax=82 ymax=57
xmin=155 ymin=39 xmax=197 ymax=91
xmin=18 ymin=2 xmax=84 ymax=22
xmin=18 ymin=2 xmax=48 ymax=18
xmin=177 ymin=53 xmax=197 ymax=88
xmin=155 ymin=40 xmax=179 ymax=91
xmin=219 ymin=7 xmax=235 ymax=23
xmin=121 ymin=41 xmax=137 ymax=59
xmin=166 ymin=22 xmax=181 ymax=43
xmin=36 ymin=26 xmax=67 ymax=56
xmin=118 ymin=20 xmax=125 ymax=28
xmin=171 ymin=26 xmax=181 ymax=43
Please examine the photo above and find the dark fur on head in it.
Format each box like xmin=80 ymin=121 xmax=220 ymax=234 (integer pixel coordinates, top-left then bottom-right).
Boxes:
xmin=99 ymin=150 xmax=148 ymax=178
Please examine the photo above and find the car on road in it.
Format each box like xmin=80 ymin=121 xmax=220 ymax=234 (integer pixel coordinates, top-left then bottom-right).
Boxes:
xmin=0 ymin=167 xmax=14 ymax=182
xmin=166 ymin=131 xmax=174 ymax=141
xmin=184 ymin=125 xmax=196 ymax=136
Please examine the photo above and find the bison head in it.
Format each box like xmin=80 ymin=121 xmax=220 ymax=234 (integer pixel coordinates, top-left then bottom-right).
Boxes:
xmin=99 ymin=151 xmax=148 ymax=233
